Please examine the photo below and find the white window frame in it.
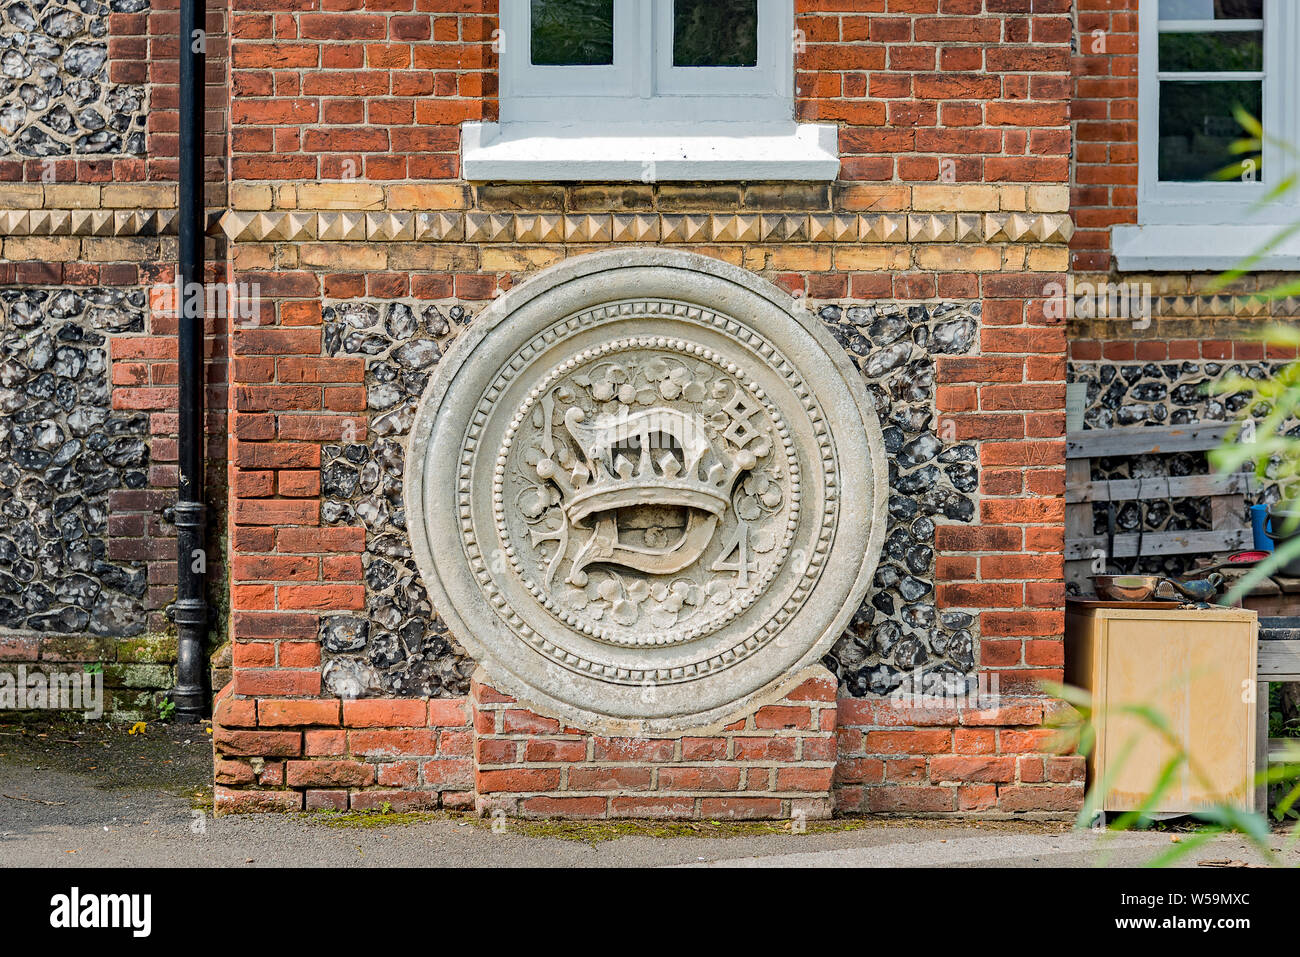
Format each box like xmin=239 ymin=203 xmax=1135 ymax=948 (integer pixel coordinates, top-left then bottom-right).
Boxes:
xmin=651 ymin=0 xmax=788 ymax=100
xmin=464 ymin=0 xmax=837 ymax=182
xmin=500 ymin=0 xmax=641 ymax=110
xmin=1116 ymin=0 xmax=1300 ymax=269
xmin=499 ymin=0 xmax=792 ymax=124
xmin=1136 ymin=0 xmax=1299 ymax=226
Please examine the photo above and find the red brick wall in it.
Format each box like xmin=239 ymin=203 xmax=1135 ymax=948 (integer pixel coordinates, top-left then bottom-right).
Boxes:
xmin=0 ymin=0 xmax=229 ymax=189
xmin=804 ymin=0 xmax=1073 ymax=184
xmin=1066 ymin=0 xmax=1298 ymax=360
xmin=229 ymin=0 xmax=497 ymax=182
xmin=835 ymin=697 xmax=1083 ymax=814
xmin=472 ymin=671 xmax=840 ymax=821
xmin=213 ymin=684 xmax=476 ymax=811
xmin=211 ymin=0 xmax=1080 ymax=815
xmin=1071 ymin=337 xmax=1299 ymax=365
xmin=226 ymin=0 xmax=1073 ymax=185
xmin=1070 ymin=0 xmax=1137 ymax=273
xmin=933 ymin=304 xmax=1067 ymax=696
xmin=213 ymin=676 xmax=1084 ymax=816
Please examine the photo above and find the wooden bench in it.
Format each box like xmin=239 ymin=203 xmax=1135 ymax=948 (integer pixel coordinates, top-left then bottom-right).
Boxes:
xmin=1066 ymin=423 xmax=1256 ymax=593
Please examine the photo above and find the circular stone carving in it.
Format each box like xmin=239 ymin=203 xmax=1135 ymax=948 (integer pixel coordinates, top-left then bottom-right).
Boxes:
xmin=407 ymin=250 xmax=888 ymax=734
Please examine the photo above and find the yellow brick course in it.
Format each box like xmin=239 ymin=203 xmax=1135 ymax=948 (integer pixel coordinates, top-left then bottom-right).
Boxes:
xmin=0 ymin=184 xmax=45 ymax=208
xmin=834 ymin=246 xmax=912 ymax=271
xmin=915 ymin=244 xmax=1002 ymax=272
xmin=294 ymin=184 xmax=385 ymax=211
xmin=102 ymin=184 xmax=176 ymax=208
xmin=4 ymin=236 xmax=80 ymax=260
xmin=911 ymin=185 xmax=1002 ymax=212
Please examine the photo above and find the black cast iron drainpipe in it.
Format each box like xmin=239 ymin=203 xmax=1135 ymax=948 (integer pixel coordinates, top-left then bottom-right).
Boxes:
xmin=170 ymin=0 xmax=209 ymax=722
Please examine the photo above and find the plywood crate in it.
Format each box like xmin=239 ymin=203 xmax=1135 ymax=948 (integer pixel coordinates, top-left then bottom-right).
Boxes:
xmin=1064 ymin=604 xmax=1258 ymax=814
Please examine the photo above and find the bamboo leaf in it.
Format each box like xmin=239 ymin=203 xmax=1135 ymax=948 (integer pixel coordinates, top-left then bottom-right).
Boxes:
xmin=1234 ymin=107 xmax=1263 ymax=138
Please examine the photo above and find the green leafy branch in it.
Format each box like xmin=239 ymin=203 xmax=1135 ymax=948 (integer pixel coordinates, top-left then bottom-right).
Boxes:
xmin=1207 ymin=107 xmax=1300 ymax=299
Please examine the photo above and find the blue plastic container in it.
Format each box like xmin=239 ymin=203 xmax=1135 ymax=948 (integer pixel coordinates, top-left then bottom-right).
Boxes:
xmin=1252 ymin=503 xmax=1276 ymax=552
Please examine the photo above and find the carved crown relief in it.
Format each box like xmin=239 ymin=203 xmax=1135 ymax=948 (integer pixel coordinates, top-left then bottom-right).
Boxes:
xmin=501 ymin=338 xmax=796 ymax=648
xmin=406 ymin=251 xmax=888 ymax=734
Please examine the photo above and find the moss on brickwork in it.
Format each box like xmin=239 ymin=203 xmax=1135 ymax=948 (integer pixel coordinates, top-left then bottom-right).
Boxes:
xmin=106 ymin=634 xmax=179 ymax=721
xmin=117 ymin=634 xmax=179 ymax=664
xmin=105 ymin=687 xmax=168 ymax=724
xmin=488 ymin=817 xmax=876 ymax=842
xmin=103 ymin=663 xmax=174 ymax=689
xmin=36 ymin=636 xmax=119 ymax=662
xmin=308 ymin=807 xmax=879 ymax=842
xmin=311 ymin=808 xmax=444 ymax=829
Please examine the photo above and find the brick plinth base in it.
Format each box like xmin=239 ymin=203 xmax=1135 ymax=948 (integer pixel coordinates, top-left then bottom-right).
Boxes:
xmin=0 ymin=632 xmax=178 ymax=721
xmin=211 ymin=680 xmax=1084 ymax=818
xmin=834 ymin=697 xmax=1085 ymax=815
xmin=471 ymin=667 xmax=839 ymax=821
xmin=211 ymin=685 xmax=476 ymax=813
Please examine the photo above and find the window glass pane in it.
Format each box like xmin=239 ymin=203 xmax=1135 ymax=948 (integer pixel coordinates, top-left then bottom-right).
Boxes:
xmin=1158 ymin=30 xmax=1262 ymax=71
xmin=530 ymin=0 xmax=614 ymax=66
xmin=673 ymin=0 xmax=758 ymax=67
xmin=1158 ymin=79 xmax=1262 ymax=181
xmin=1158 ymin=0 xmax=1262 ymax=20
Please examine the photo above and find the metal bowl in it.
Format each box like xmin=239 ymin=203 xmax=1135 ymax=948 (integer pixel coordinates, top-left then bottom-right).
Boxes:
xmin=1091 ymin=574 xmax=1171 ymax=602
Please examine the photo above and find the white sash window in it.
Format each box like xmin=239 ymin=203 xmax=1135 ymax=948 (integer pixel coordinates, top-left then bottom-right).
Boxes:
xmin=463 ymin=0 xmax=837 ymax=181
xmin=1117 ymin=0 xmax=1300 ymax=268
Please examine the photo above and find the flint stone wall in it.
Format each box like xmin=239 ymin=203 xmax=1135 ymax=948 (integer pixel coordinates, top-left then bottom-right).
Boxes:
xmin=0 ymin=0 xmax=147 ymax=157
xmin=316 ymin=297 xmax=981 ymax=701
xmin=0 ymin=287 xmax=149 ymax=636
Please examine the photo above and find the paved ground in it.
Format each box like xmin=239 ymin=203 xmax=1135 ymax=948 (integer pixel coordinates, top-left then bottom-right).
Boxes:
xmin=0 ymin=719 xmax=1293 ymax=868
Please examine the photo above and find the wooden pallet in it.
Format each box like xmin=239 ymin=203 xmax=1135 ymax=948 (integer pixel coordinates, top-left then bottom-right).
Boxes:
xmin=1066 ymin=423 xmax=1255 ymax=592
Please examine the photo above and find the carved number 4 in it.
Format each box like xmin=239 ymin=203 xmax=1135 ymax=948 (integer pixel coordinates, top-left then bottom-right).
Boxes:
xmin=711 ymin=523 xmax=756 ymax=587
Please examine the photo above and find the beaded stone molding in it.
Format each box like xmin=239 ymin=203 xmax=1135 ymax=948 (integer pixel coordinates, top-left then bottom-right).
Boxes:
xmin=404 ymin=249 xmax=889 ymax=735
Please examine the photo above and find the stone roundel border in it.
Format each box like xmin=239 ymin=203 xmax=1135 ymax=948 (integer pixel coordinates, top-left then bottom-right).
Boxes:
xmin=492 ymin=328 xmax=805 ymax=651
xmin=405 ymin=247 xmax=890 ymax=734
xmin=463 ymin=300 xmax=839 ymax=686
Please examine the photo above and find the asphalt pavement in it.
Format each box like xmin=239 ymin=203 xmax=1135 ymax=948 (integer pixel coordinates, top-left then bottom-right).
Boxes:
xmin=0 ymin=720 xmax=1292 ymax=868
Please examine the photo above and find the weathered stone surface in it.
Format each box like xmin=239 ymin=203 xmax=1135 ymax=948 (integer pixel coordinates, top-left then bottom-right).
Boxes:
xmin=318 ymin=288 xmax=980 ymax=705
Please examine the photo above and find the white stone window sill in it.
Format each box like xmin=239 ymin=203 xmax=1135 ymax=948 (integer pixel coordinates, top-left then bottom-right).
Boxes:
xmin=460 ymin=121 xmax=840 ymax=182
xmin=1113 ymin=224 xmax=1300 ymax=272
